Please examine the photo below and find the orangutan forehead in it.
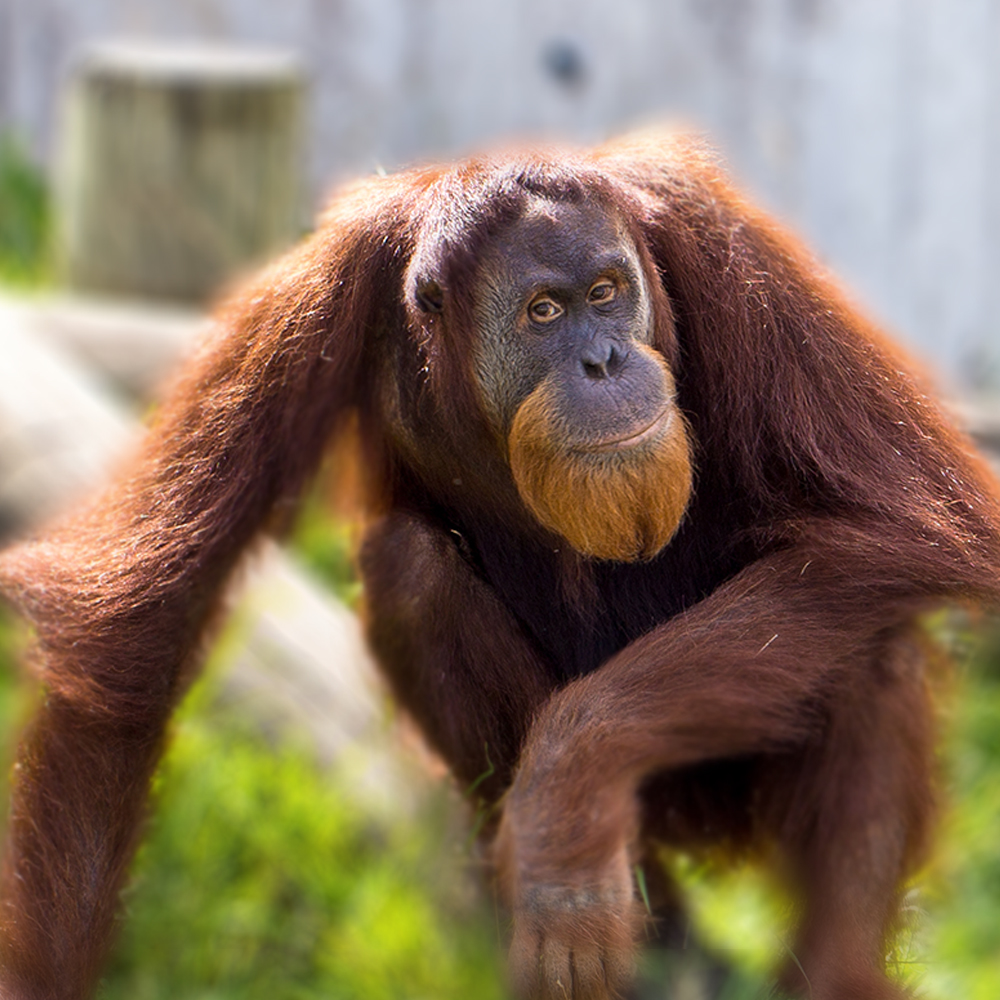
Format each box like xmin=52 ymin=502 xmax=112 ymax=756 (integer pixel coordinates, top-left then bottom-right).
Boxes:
xmin=475 ymin=197 xmax=645 ymax=298
xmin=494 ymin=196 xmax=635 ymax=262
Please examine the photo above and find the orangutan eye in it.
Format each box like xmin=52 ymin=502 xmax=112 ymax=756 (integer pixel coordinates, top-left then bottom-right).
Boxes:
xmin=528 ymin=297 xmax=564 ymax=323
xmin=587 ymin=280 xmax=617 ymax=304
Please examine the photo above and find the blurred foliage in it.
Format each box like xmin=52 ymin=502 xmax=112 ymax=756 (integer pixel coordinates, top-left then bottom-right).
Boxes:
xmin=95 ymin=667 xmax=504 ymax=1000
xmin=0 ymin=607 xmax=28 ymax=736
xmin=663 ymin=614 xmax=1000 ymax=1000
xmin=0 ymin=131 xmax=52 ymax=287
xmin=3 ymin=590 xmax=1000 ymax=996
xmin=288 ymin=492 xmax=362 ymax=608
xmin=917 ymin=620 xmax=1000 ymax=998
xmin=0 ymin=599 xmax=504 ymax=1000
xmin=1 ymin=535 xmax=1000 ymax=996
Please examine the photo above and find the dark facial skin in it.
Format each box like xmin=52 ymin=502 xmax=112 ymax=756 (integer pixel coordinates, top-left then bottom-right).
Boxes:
xmin=472 ymin=198 xmax=672 ymax=450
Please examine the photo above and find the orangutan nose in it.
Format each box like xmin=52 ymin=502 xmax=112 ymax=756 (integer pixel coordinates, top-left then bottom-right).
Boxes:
xmin=580 ymin=339 xmax=625 ymax=379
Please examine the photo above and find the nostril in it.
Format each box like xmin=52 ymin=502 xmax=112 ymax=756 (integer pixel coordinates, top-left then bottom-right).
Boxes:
xmin=581 ymin=343 xmax=628 ymax=379
xmin=580 ymin=340 xmax=615 ymax=379
xmin=606 ymin=344 xmax=627 ymax=377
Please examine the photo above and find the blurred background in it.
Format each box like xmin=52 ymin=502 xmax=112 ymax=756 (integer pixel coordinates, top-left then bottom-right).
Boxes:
xmin=7 ymin=0 xmax=1000 ymax=383
xmin=2 ymin=1 xmax=1000 ymax=998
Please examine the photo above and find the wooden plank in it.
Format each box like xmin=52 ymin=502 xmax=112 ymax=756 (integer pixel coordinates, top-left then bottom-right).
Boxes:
xmin=59 ymin=42 xmax=305 ymax=303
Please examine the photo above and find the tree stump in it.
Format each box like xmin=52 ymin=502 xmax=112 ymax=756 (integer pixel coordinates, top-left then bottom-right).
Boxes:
xmin=58 ymin=42 xmax=305 ymax=303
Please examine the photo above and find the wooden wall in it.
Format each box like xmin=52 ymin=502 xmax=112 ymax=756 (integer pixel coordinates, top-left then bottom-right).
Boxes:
xmin=2 ymin=0 xmax=999 ymax=384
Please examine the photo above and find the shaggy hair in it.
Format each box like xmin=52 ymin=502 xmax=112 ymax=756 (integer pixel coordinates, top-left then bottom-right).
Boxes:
xmin=0 ymin=130 xmax=998 ymax=1000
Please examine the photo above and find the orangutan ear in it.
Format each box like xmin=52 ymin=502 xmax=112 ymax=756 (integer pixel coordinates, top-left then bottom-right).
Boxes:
xmin=413 ymin=276 xmax=445 ymax=314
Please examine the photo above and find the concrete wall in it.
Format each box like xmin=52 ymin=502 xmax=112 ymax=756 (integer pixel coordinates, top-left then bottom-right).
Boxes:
xmin=3 ymin=0 xmax=999 ymax=386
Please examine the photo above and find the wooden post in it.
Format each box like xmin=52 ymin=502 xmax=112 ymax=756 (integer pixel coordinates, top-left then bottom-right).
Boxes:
xmin=58 ymin=42 xmax=305 ymax=303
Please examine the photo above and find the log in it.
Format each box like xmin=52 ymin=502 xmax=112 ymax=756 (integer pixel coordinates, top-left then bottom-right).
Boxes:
xmin=58 ymin=42 xmax=305 ymax=303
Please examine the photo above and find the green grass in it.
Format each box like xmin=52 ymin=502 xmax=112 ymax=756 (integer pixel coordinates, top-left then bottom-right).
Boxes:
xmin=661 ymin=618 xmax=1000 ymax=999
xmin=4 ymin=595 xmax=1000 ymax=997
xmin=4 ymin=519 xmax=1000 ymax=997
xmin=288 ymin=494 xmax=362 ymax=608
xmin=96 ymin=656 xmax=504 ymax=1000
xmin=0 ymin=131 xmax=52 ymax=288
xmin=0 ymin=600 xmax=505 ymax=1000
xmin=916 ymin=627 xmax=1000 ymax=998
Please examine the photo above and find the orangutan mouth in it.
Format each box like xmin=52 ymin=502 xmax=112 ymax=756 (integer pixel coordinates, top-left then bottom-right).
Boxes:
xmin=579 ymin=406 xmax=672 ymax=454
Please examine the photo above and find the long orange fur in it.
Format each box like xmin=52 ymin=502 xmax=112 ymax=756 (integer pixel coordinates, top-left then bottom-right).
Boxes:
xmin=0 ymin=131 xmax=998 ymax=1000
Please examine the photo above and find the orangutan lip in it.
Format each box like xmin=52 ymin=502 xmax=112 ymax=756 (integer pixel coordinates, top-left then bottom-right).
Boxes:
xmin=580 ymin=406 xmax=671 ymax=453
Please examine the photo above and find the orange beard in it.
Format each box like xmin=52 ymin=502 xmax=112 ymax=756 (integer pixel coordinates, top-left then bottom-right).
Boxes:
xmin=508 ymin=367 xmax=693 ymax=563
